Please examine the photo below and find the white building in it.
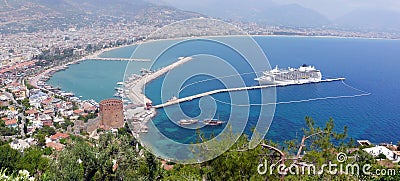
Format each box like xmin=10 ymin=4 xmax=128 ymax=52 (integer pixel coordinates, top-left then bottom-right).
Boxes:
xmin=10 ymin=139 xmax=31 ymax=151
xmin=363 ymin=146 xmax=400 ymax=162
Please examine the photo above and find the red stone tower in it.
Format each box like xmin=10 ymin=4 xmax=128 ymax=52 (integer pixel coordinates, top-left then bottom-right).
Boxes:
xmin=99 ymin=99 xmax=124 ymax=129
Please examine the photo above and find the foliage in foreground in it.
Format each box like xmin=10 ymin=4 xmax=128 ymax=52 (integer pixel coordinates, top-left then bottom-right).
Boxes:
xmin=1 ymin=117 xmax=400 ymax=180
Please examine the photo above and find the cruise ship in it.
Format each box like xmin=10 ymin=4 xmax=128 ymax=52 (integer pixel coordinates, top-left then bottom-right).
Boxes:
xmin=255 ymin=64 xmax=322 ymax=85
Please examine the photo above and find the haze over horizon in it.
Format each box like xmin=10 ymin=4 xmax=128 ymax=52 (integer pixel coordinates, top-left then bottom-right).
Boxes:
xmin=160 ymin=0 xmax=400 ymax=20
xmin=156 ymin=0 xmax=400 ymax=31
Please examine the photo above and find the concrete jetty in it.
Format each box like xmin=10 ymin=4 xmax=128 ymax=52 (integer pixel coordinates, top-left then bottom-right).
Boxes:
xmin=124 ymin=57 xmax=194 ymax=136
xmin=152 ymin=78 xmax=345 ymax=108
xmin=124 ymin=57 xmax=193 ymax=105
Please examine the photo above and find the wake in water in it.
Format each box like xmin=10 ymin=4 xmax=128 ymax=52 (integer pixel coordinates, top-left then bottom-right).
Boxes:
xmin=177 ymin=70 xmax=262 ymax=95
xmin=210 ymin=80 xmax=371 ymax=106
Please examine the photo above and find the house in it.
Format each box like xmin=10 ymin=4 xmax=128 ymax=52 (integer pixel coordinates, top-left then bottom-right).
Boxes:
xmin=50 ymin=132 xmax=69 ymax=142
xmin=363 ymin=146 xmax=400 ymax=162
xmin=43 ymin=109 xmax=54 ymax=117
xmin=11 ymin=87 xmax=26 ymax=100
xmin=61 ymin=110 xmax=73 ymax=117
xmin=73 ymin=109 xmax=84 ymax=116
xmin=46 ymin=142 xmax=64 ymax=151
xmin=5 ymin=119 xmax=18 ymax=128
xmin=63 ymin=102 xmax=73 ymax=110
xmin=31 ymin=120 xmax=43 ymax=128
xmin=82 ymin=102 xmax=97 ymax=113
xmin=53 ymin=117 xmax=65 ymax=124
xmin=29 ymin=91 xmax=48 ymax=109
xmin=0 ymin=94 xmax=9 ymax=106
xmin=10 ymin=139 xmax=30 ymax=151
xmin=39 ymin=114 xmax=53 ymax=127
xmin=25 ymin=109 xmax=39 ymax=119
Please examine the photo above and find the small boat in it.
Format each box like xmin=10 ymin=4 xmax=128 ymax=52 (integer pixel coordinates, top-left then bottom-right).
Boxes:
xmin=178 ymin=119 xmax=198 ymax=125
xmin=203 ymin=119 xmax=225 ymax=126
xmin=117 ymin=82 xmax=124 ymax=85
xmin=167 ymin=96 xmax=178 ymax=102
xmin=203 ymin=114 xmax=225 ymax=126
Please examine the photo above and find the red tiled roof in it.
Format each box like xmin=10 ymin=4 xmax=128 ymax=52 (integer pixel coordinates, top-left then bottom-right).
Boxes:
xmin=43 ymin=109 xmax=53 ymax=114
xmin=50 ymin=132 xmax=70 ymax=140
xmin=5 ymin=119 xmax=17 ymax=126
xmin=25 ymin=109 xmax=38 ymax=114
xmin=46 ymin=142 xmax=64 ymax=151
xmin=41 ymin=98 xmax=52 ymax=104
xmin=73 ymin=109 xmax=84 ymax=114
xmin=0 ymin=60 xmax=36 ymax=74
xmin=161 ymin=160 xmax=174 ymax=171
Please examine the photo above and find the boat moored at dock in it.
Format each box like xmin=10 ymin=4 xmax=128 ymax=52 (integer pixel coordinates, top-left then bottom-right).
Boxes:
xmin=178 ymin=119 xmax=199 ymax=125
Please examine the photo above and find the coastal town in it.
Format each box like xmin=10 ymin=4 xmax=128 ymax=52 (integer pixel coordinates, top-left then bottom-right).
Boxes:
xmin=1 ymin=21 xmax=400 ymax=163
xmin=1 ymin=0 xmax=400 ymax=180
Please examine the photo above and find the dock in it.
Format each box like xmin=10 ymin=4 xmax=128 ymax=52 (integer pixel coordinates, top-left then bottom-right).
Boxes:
xmin=124 ymin=57 xmax=193 ymax=104
xmin=152 ymin=78 xmax=345 ymax=108
xmin=123 ymin=57 xmax=194 ymax=136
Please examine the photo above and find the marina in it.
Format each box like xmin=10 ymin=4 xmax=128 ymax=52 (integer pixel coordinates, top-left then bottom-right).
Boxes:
xmin=123 ymin=57 xmax=194 ymax=137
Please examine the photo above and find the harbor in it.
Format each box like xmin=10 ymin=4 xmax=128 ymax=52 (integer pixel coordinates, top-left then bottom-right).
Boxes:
xmin=152 ymin=78 xmax=345 ymax=108
xmin=123 ymin=57 xmax=194 ymax=137
xmin=120 ymin=54 xmax=348 ymax=138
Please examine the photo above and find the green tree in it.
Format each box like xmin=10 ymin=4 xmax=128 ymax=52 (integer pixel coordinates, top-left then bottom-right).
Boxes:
xmin=37 ymin=125 xmax=56 ymax=136
xmin=375 ymin=153 xmax=387 ymax=160
xmin=35 ymin=133 xmax=46 ymax=147
xmin=0 ymin=145 xmax=21 ymax=174
xmin=16 ymin=148 xmax=49 ymax=175
xmin=44 ymin=133 xmax=145 ymax=180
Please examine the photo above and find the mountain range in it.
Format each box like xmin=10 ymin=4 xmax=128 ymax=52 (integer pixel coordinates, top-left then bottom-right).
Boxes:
xmin=153 ymin=0 xmax=400 ymax=32
xmin=1 ymin=0 xmax=399 ymax=33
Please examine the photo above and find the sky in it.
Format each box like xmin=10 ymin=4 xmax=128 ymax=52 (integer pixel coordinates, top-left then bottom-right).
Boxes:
xmin=161 ymin=0 xmax=400 ymax=20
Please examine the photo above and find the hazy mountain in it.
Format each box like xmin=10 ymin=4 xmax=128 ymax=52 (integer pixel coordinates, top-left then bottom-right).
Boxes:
xmin=334 ymin=9 xmax=400 ymax=32
xmin=0 ymin=0 xmax=203 ymax=33
xmin=152 ymin=0 xmax=330 ymax=27
xmin=257 ymin=4 xmax=330 ymax=27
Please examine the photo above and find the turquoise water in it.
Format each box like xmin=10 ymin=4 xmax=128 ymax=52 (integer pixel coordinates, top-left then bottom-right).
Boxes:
xmin=47 ymin=36 xmax=400 ymax=145
xmin=47 ymin=60 xmax=128 ymax=102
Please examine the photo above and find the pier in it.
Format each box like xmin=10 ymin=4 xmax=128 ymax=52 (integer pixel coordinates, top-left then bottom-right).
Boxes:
xmin=124 ymin=57 xmax=194 ymax=136
xmin=124 ymin=57 xmax=193 ymax=104
xmin=152 ymin=78 xmax=345 ymax=108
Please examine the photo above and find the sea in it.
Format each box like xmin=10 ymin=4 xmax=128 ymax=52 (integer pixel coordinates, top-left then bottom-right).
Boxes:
xmin=47 ymin=36 xmax=400 ymax=147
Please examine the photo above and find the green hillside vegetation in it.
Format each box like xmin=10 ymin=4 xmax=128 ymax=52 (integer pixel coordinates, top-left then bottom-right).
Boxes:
xmin=1 ymin=117 xmax=399 ymax=180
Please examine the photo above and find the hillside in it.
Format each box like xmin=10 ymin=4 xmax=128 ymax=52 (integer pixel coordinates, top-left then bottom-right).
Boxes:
xmin=0 ymin=0 xmax=203 ymax=34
